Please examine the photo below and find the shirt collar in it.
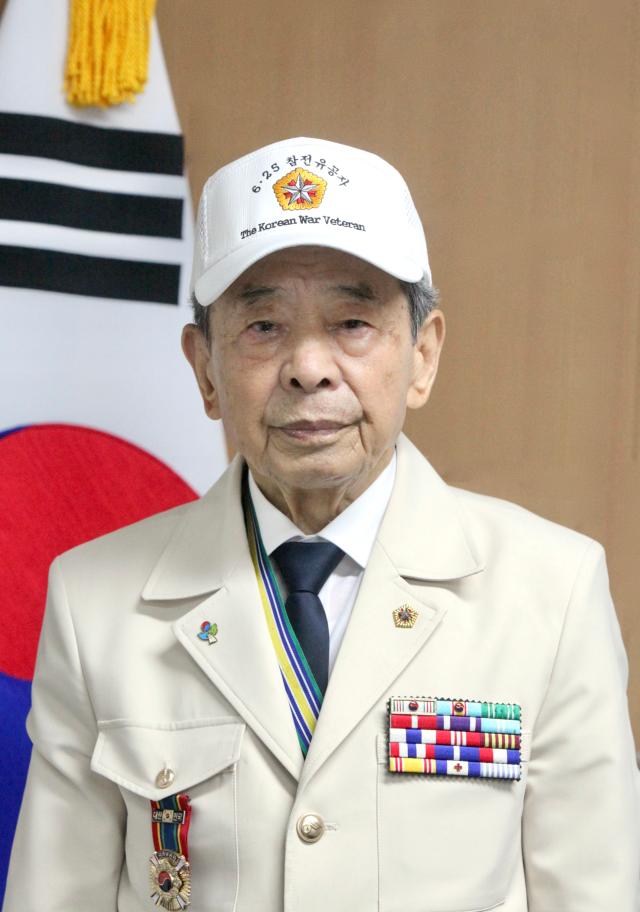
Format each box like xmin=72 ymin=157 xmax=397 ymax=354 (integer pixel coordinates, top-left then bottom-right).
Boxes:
xmin=247 ymin=448 xmax=397 ymax=569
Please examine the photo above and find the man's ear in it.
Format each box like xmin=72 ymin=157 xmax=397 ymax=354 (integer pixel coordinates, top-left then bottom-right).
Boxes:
xmin=406 ymin=308 xmax=446 ymax=410
xmin=181 ymin=323 xmax=221 ymax=420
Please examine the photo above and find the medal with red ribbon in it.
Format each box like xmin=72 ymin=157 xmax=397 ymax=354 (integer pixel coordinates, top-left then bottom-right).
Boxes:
xmin=148 ymin=792 xmax=192 ymax=910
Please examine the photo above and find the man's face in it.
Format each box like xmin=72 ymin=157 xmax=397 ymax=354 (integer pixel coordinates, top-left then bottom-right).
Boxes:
xmin=183 ymin=246 xmax=444 ymax=497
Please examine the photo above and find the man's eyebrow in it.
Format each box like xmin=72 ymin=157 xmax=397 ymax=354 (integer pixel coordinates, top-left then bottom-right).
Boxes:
xmin=235 ymin=286 xmax=279 ymax=305
xmin=232 ymin=281 xmax=378 ymax=304
xmin=333 ymin=282 xmax=377 ymax=301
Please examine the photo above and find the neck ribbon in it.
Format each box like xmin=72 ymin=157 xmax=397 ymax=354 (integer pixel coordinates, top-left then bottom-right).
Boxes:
xmin=241 ymin=467 xmax=323 ymax=757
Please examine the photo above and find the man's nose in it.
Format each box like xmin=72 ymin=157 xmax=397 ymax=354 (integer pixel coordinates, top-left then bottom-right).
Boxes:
xmin=280 ymin=335 xmax=341 ymax=393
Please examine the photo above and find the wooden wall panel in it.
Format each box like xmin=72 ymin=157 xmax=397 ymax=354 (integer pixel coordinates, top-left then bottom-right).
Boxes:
xmin=162 ymin=1 xmax=639 ymax=741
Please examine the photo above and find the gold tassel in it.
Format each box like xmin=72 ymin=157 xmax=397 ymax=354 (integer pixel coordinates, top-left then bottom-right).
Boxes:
xmin=64 ymin=0 xmax=157 ymax=108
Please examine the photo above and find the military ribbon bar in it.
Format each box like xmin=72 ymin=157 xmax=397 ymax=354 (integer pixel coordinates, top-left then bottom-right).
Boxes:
xmin=388 ymin=697 xmax=522 ymax=780
xmin=389 ymin=698 xmax=521 ymax=720
xmin=390 ymin=742 xmax=520 ymax=763
xmin=389 ymin=757 xmax=521 ymax=778
xmin=390 ymin=715 xmax=521 ymax=734
xmin=388 ymin=728 xmax=519 ymax=748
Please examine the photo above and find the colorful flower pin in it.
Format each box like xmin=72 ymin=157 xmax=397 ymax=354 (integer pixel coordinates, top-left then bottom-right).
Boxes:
xmin=197 ymin=620 xmax=218 ymax=645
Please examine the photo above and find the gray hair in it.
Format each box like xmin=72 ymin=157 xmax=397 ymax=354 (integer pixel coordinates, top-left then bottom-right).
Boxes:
xmin=399 ymin=276 xmax=440 ymax=343
xmin=190 ymin=275 xmax=439 ymax=345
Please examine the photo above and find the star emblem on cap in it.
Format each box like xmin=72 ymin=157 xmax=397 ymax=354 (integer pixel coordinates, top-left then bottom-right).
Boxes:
xmin=284 ymin=174 xmax=319 ymax=205
xmin=273 ymin=167 xmax=327 ymax=211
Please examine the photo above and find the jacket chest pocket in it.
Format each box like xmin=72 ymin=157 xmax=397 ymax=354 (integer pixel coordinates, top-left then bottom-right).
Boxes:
xmin=376 ymin=732 xmax=530 ymax=912
xmin=92 ymin=717 xmax=245 ymax=912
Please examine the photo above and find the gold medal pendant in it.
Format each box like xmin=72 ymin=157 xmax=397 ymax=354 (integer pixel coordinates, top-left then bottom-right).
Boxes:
xmin=149 ymin=849 xmax=191 ymax=910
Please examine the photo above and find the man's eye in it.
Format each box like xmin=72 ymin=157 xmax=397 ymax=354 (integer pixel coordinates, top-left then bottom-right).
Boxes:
xmin=341 ymin=319 xmax=368 ymax=330
xmin=249 ymin=321 xmax=278 ymax=334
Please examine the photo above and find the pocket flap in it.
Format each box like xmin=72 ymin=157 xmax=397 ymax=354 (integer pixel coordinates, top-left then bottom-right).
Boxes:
xmin=91 ymin=716 xmax=245 ymax=799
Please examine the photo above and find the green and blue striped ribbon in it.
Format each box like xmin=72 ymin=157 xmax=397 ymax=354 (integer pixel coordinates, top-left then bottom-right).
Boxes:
xmin=241 ymin=468 xmax=322 ymax=756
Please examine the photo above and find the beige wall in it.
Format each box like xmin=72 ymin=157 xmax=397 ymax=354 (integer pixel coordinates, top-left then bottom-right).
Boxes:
xmin=157 ymin=0 xmax=640 ymax=743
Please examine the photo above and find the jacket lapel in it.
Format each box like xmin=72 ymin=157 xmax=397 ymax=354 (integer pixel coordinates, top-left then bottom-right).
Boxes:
xmin=141 ymin=432 xmax=484 ymax=789
xmin=298 ymin=433 xmax=485 ymax=789
xmin=141 ymin=455 xmax=305 ymax=782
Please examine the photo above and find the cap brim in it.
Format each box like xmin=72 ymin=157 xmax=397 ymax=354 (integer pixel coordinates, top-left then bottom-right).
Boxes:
xmin=194 ymin=228 xmax=428 ymax=306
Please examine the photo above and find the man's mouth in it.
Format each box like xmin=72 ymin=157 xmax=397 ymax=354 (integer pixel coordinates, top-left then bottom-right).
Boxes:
xmin=275 ymin=420 xmax=352 ymax=439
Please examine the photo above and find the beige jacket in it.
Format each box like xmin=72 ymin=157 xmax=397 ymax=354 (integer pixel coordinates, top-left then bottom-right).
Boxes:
xmin=4 ymin=432 xmax=639 ymax=912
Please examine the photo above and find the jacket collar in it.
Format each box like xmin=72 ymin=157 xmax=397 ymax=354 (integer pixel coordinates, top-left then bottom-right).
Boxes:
xmin=141 ymin=431 xmax=484 ymax=603
xmin=379 ymin=433 xmax=483 ymax=579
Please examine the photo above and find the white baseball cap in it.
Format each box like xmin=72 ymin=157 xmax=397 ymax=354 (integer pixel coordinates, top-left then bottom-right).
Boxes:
xmin=190 ymin=137 xmax=432 ymax=307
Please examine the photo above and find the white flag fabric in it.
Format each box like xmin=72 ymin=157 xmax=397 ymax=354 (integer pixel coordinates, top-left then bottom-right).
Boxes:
xmin=0 ymin=0 xmax=227 ymax=494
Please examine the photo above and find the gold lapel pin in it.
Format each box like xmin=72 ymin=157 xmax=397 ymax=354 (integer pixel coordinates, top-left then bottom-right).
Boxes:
xmin=392 ymin=604 xmax=418 ymax=628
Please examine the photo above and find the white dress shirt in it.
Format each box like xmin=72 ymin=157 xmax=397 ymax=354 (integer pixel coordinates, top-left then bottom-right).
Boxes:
xmin=248 ymin=449 xmax=397 ymax=675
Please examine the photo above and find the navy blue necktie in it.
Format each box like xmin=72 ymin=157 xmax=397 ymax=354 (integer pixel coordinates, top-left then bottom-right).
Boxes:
xmin=271 ymin=541 xmax=344 ymax=698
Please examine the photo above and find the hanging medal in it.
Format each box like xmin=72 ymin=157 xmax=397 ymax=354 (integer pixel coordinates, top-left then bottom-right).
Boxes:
xmin=148 ymin=792 xmax=192 ymax=910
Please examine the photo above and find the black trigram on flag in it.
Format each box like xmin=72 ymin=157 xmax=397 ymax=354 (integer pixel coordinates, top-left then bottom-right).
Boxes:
xmin=0 ymin=111 xmax=185 ymax=305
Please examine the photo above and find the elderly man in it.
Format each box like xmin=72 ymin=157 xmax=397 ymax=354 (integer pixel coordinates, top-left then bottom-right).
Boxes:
xmin=4 ymin=137 xmax=639 ymax=912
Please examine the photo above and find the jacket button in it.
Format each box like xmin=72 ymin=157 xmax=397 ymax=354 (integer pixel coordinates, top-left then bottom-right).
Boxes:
xmin=155 ymin=767 xmax=175 ymax=789
xmin=296 ymin=813 xmax=325 ymax=844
